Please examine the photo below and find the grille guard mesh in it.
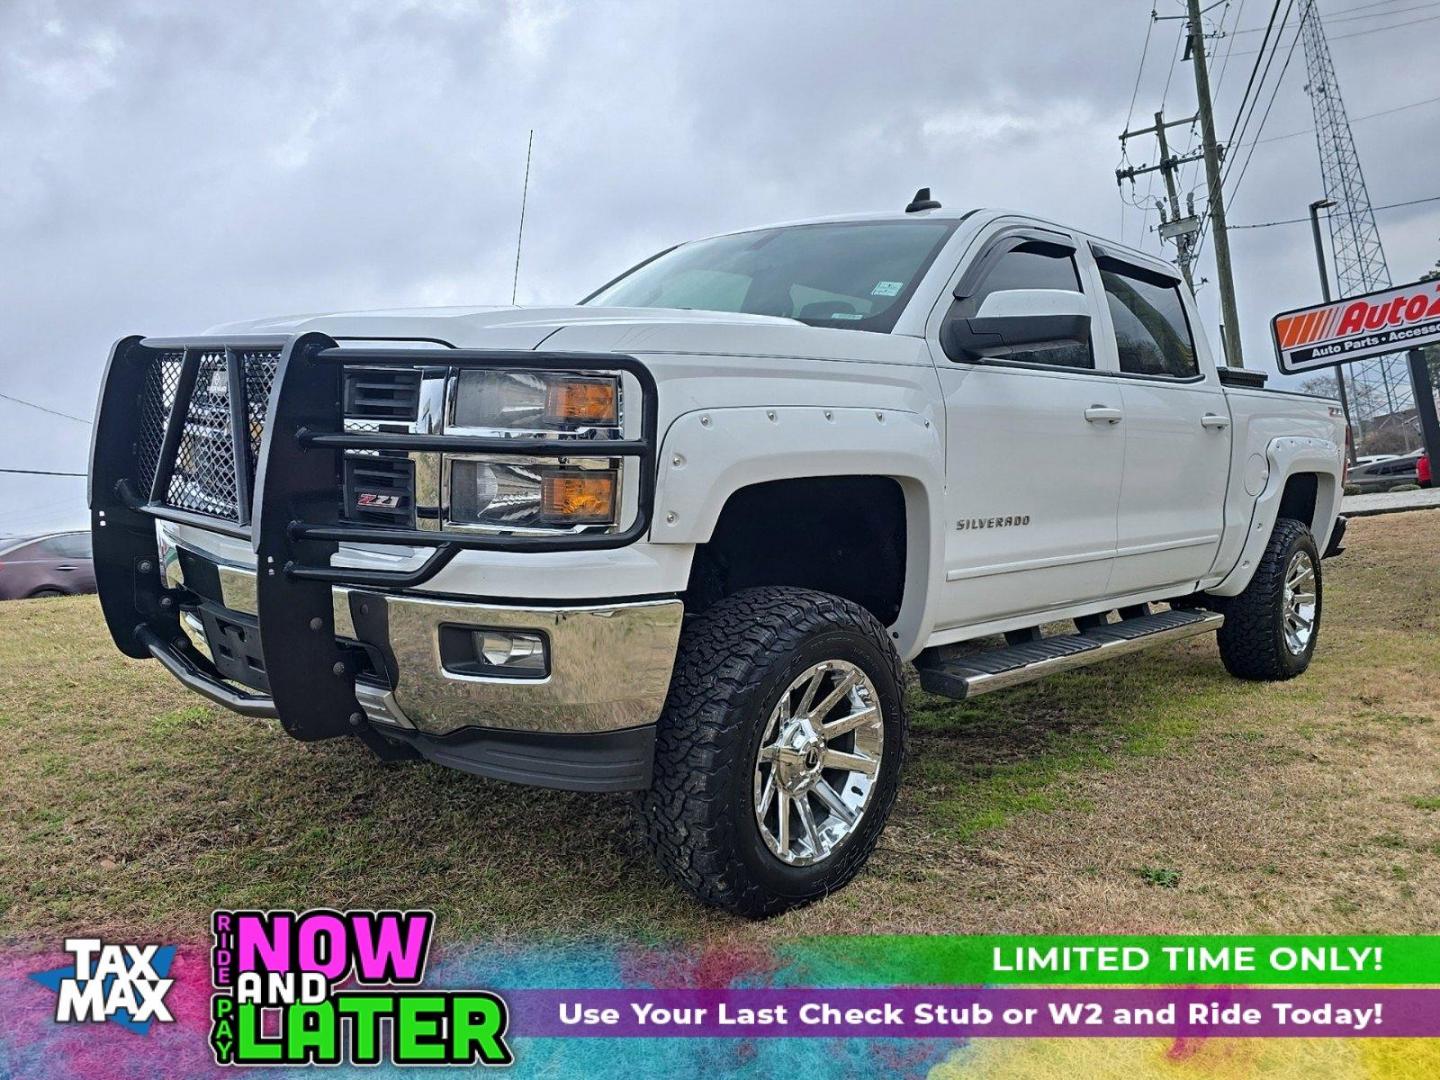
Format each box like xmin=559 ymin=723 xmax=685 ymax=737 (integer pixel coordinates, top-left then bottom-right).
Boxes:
xmin=93 ymin=332 xmax=658 ymax=582
xmin=89 ymin=331 xmax=658 ymax=741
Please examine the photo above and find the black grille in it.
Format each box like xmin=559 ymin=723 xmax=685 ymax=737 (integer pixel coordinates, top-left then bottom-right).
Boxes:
xmin=136 ymin=346 xmax=281 ymax=521
xmin=344 ymin=454 xmax=416 ymax=528
xmin=344 ymin=368 xmax=421 ymax=421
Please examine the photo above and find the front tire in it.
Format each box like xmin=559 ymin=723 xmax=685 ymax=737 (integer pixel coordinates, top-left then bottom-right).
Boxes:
xmin=637 ymin=587 xmax=906 ymax=917
xmin=1215 ymin=518 xmax=1321 ymax=681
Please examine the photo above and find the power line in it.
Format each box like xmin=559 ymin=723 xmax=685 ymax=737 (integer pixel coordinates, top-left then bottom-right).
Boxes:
xmin=1224 ymin=0 xmax=1286 ymax=151
xmin=1225 ymin=0 xmax=1297 ymax=168
xmin=1212 ymin=0 xmax=1250 ymax=97
xmin=1325 ymin=0 xmax=1431 ymax=13
xmin=1138 ymin=29 xmax=1188 ymax=249
xmin=0 ymin=391 xmax=92 ymax=425
xmin=1190 ymin=0 xmax=1297 ymax=256
xmin=0 ymin=468 xmax=86 ymax=477
xmin=1314 ymin=5 xmax=1440 ymax=35
xmin=1230 ymin=192 xmax=1440 ymax=227
xmin=1230 ymin=0 xmax=1439 ymax=30
xmin=1158 ymin=21 xmax=1186 ymax=108
xmin=1124 ymin=7 xmax=1158 ymax=133
xmin=1227 ymin=7 xmax=1440 ymax=49
xmin=1236 ymin=90 xmax=1440 ymax=146
xmin=1119 ymin=5 xmax=1160 ymax=243
xmin=1223 ymin=22 xmax=1305 ymax=203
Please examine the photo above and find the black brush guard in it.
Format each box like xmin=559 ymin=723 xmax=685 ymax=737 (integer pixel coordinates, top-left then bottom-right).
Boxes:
xmin=90 ymin=332 xmax=658 ymax=742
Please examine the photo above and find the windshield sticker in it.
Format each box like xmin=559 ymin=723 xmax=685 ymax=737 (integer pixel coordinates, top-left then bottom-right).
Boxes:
xmin=871 ymin=281 xmax=904 ymax=297
xmin=829 ymin=312 xmax=864 ymax=320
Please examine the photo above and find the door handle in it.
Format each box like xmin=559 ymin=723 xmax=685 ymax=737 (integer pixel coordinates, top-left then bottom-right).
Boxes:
xmin=1201 ymin=413 xmax=1231 ymax=430
xmin=1084 ymin=405 xmax=1124 ymax=425
xmin=55 ymin=565 xmax=76 ymax=572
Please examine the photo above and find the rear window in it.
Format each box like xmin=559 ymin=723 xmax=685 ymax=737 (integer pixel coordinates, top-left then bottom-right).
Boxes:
xmin=583 ymin=220 xmax=958 ymax=333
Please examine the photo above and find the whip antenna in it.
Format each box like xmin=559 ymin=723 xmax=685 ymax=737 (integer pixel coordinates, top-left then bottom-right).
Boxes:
xmin=511 ymin=129 xmax=534 ymax=306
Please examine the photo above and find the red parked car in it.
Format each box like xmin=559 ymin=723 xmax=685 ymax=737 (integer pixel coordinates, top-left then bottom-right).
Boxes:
xmin=0 ymin=531 xmax=96 ymax=600
xmin=1419 ymin=452 xmax=1431 ymax=489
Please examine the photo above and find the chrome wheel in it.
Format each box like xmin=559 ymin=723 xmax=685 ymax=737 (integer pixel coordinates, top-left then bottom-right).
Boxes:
xmin=1282 ymin=549 xmax=1317 ymax=655
xmin=753 ymin=660 xmax=884 ymax=866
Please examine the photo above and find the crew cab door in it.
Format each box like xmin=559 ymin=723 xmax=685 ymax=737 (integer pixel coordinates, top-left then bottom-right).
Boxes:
xmin=1085 ymin=246 xmax=1229 ymax=594
xmin=926 ymin=223 xmax=1123 ymax=630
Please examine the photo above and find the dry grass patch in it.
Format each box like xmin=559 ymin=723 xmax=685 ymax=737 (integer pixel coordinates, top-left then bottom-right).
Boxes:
xmin=1 ymin=511 xmax=1436 ymax=944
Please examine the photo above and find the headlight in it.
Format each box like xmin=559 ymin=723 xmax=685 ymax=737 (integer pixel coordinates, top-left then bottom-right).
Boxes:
xmin=451 ymin=370 xmax=620 ymax=432
xmin=448 ymin=457 xmax=618 ymax=530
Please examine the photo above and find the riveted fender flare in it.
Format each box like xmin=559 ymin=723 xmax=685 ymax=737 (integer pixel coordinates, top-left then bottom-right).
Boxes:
xmin=650 ymin=406 xmax=945 ymax=658
xmin=1209 ymin=436 xmax=1343 ymax=597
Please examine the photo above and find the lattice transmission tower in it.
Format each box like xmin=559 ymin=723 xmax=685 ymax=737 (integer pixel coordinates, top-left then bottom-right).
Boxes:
xmin=1300 ymin=0 xmax=1417 ymax=450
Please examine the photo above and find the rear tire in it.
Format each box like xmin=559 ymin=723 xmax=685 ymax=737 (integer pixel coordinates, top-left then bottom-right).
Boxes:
xmin=1215 ymin=518 xmax=1321 ymax=681
xmin=28 ymin=588 xmax=65 ymax=599
xmin=636 ymin=587 xmax=906 ymax=917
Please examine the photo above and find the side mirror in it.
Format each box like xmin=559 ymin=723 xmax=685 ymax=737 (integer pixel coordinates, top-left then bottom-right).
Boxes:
xmin=942 ymin=288 xmax=1091 ymax=362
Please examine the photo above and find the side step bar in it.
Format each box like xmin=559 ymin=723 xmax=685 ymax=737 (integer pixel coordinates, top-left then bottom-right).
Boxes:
xmin=915 ymin=608 xmax=1224 ymax=700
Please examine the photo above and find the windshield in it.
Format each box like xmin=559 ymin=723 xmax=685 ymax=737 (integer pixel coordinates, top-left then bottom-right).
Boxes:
xmin=582 ymin=219 xmax=958 ymax=333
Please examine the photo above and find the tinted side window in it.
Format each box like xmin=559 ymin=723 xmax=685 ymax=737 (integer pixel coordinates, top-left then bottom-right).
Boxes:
xmin=972 ymin=243 xmax=1083 ymax=302
xmin=55 ymin=533 xmax=92 ymax=558
xmin=964 ymin=242 xmax=1092 ymax=369
xmin=1100 ymin=265 xmax=1198 ymax=378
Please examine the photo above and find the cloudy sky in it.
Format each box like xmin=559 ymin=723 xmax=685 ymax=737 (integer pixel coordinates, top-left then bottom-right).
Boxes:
xmin=2 ymin=0 xmax=1437 ymax=537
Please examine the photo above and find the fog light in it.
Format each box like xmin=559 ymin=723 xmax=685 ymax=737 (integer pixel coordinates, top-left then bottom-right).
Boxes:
xmin=439 ymin=625 xmax=549 ymax=679
xmin=476 ymin=630 xmax=546 ymax=670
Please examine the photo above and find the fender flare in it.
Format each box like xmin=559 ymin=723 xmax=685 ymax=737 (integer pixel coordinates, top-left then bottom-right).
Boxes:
xmin=650 ymin=405 xmax=946 ymax=658
xmin=1209 ymin=436 xmax=1343 ymax=597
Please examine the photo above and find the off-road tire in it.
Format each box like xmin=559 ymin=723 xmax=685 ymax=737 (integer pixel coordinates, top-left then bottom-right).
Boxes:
xmin=636 ymin=587 xmax=906 ymax=918
xmin=1215 ymin=517 xmax=1321 ymax=681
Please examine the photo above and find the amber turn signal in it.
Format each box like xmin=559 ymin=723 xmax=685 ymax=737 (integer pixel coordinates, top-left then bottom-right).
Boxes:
xmin=540 ymin=470 xmax=617 ymax=525
xmin=544 ymin=376 xmax=619 ymax=426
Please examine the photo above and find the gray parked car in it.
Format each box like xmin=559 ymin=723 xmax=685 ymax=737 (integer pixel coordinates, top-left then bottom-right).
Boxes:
xmin=1346 ymin=449 xmax=1422 ymax=493
xmin=0 ymin=531 xmax=96 ymax=600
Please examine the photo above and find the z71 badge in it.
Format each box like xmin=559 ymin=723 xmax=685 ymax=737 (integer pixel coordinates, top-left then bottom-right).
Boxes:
xmin=356 ymin=492 xmax=401 ymax=510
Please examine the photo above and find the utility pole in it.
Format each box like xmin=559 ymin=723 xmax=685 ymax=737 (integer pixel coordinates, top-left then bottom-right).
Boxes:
xmin=1186 ymin=0 xmax=1244 ymax=367
xmin=1307 ymin=197 xmax=1357 ymax=464
xmin=1116 ymin=110 xmax=1203 ymax=291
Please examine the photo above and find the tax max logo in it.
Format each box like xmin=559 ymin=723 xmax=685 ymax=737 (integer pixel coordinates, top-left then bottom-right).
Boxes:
xmin=29 ymin=939 xmax=177 ymax=1035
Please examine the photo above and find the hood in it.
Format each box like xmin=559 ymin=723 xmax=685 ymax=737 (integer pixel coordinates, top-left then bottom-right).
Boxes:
xmin=205 ymin=305 xmax=918 ymax=363
xmin=207 ymin=305 xmax=798 ymax=351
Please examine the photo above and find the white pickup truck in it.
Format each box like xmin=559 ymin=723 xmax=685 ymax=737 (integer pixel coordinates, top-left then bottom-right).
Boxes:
xmin=90 ymin=193 xmax=1347 ymax=916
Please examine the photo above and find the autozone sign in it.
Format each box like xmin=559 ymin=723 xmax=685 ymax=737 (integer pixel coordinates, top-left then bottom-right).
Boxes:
xmin=1272 ymin=278 xmax=1440 ymax=374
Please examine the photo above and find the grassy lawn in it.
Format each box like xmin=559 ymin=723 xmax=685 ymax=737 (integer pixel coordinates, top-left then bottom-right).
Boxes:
xmin=1 ymin=511 xmax=1437 ymax=946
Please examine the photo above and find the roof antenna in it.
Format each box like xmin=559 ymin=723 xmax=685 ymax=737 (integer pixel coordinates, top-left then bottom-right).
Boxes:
xmin=905 ymin=187 xmax=941 ymax=213
xmin=511 ymin=129 xmax=534 ymax=306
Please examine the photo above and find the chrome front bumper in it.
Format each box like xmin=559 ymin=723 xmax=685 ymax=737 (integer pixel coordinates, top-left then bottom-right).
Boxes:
xmin=161 ymin=533 xmax=683 ymax=738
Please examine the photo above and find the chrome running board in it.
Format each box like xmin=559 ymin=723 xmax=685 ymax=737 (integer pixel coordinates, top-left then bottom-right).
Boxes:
xmin=915 ymin=608 xmax=1225 ymax=700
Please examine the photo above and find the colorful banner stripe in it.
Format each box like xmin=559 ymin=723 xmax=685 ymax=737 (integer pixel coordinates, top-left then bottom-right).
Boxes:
xmin=509 ymin=988 xmax=1433 ymax=1039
